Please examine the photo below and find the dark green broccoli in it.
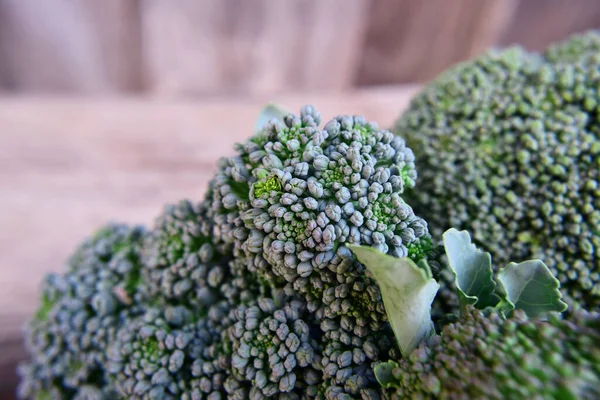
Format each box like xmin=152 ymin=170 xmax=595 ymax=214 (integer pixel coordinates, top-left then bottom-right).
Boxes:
xmin=23 ymin=87 xmax=600 ymax=400
xmin=352 ymin=227 xmax=595 ymax=400
xmin=380 ymin=307 xmax=600 ymax=400
xmin=395 ymin=32 xmax=600 ymax=308
xmin=202 ymin=106 xmax=433 ymax=396
xmin=106 ymin=306 xmax=231 ymax=400
xmin=143 ymin=200 xmax=229 ymax=309
xmin=18 ymin=224 xmax=146 ymax=399
xmin=228 ymin=297 xmax=321 ymax=398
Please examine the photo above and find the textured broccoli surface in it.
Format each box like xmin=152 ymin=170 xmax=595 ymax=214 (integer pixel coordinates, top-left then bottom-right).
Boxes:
xmin=18 ymin=224 xmax=146 ymax=399
xmin=203 ymin=106 xmax=433 ymax=396
xmin=395 ymin=32 xmax=600 ymax=308
xmin=545 ymin=30 xmax=600 ymax=64
xmin=228 ymin=297 xmax=321 ymax=398
xmin=142 ymin=200 xmax=230 ymax=309
xmin=20 ymin=106 xmax=436 ymax=399
xmin=107 ymin=306 xmax=232 ymax=400
xmin=380 ymin=307 xmax=600 ymax=400
xmin=21 ymin=80 xmax=599 ymax=399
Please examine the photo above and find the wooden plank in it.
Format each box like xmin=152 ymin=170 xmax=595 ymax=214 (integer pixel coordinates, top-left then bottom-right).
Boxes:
xmin=140 ymin=0 xmax=369 ymax=96
xmin=356 ymin=0 xmax=518 ymax=85
xmin=0 ymin=86 xmax=417 ymax=350
xmin=498 ymin=0 xmax=600 ymax=51
xmin=0 ymin=0 xmax=142 ymax=93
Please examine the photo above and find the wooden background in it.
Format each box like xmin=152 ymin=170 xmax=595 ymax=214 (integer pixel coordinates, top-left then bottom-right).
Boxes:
xmin=0 ymin=0 xmax=599 ymax=96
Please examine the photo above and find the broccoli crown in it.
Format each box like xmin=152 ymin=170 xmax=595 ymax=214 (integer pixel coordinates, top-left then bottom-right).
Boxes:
xmin=395 ymin=33 xmax=600 ymax=308
xmin=19 ymin=107 xmax=461 ymax=400
xmin=381 ymin=307 xmax=600 ymax=400
xmin=209 ymin=107 xmax=430 ymax=314
xmin=18 ymin=224 xmax=146 ymax=399
xmin=202 ymin=106 xmax=432 ymax=395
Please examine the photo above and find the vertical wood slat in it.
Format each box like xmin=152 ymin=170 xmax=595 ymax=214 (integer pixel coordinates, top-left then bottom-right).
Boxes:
xmin=140 ymin=0 xmax=369 ymax=96
xmin=0 ymin=0 xmax=142 ymax=93
xmin=498 ymin=0 xmax=600 ymax=51
xmin=2 ymin=0 xmax=600 ymax=94
xmin=356 ymin=0 xmax=519 ymax=85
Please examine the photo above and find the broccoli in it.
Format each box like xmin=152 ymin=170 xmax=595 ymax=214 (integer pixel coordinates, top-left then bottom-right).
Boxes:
xmin=380 ymin=307 xmax=600 ymax=400
xmin=107 ymin=306 xmax=232 ymax=400
xmin=18 ymin=224 xmax=146 ymax=399
xmin=228 ymin=297 xmax=321 ymax=398
xmin=20 ymin=97 xmax=599 ymax=400
xmin=351 ymin=228 xmax=598 ymax=400
xmin=142 ymin=200 xmax=230 ymax=309
xmin=394 ymin=31 xmax=600 ymax=308
xmin=204 ymin=106 xmax=433 ymax=395
xmin=545 ymin=30 xmax=600 ymax=64
xmin=19 ymin=106 xmax=436 ymax=399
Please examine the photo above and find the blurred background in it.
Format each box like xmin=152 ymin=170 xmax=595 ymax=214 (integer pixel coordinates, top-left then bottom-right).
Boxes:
xmin=1 ymin=0 xmax=600 ymax=398
xmin=1 ymin=0 xmax=600 ymax=96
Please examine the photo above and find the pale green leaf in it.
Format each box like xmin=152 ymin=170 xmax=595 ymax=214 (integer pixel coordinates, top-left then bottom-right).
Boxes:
xmin=348 ymin=244 xmax=439 ymax=356
xmin=254 ymin=104 xmax=290 ymax=133
xmin=442 ymin=228 xmax=499 ymax=311
xmin=496 ymin=260 xmax=568 ymax=318
xmin=373 ymin=361 xmax=399 ymax=388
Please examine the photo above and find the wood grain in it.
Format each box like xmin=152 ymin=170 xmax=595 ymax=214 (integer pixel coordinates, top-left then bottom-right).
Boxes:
xmin=0 ymin=0 xmax=142 ymax=92
xmin=498 ymin=0 xmax=600 ymax=50
xmin=140 ymin=0 xmax=369 ymax=96
xmin=356 ymin=0 xmax=519 ymax=85
xmin=0 ymin=87 xmax=418 ymax=381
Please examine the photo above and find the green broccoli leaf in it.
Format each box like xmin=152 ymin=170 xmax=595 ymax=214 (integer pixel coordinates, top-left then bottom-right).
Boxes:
xmin=496 ymin=260 xmax=568 ymax=318
xmin=255 ymin=104 xmax=290 ymax=133
xmin=348 ymin=244 xmax=439 ymax=356
xmin=443 ymin=228 xmax=499 ymax=312
xmin=373 ymin=361 xmax=399 ymax=388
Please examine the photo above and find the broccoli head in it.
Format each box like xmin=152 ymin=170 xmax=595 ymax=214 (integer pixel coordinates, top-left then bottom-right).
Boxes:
xmin=380 ymin=307 xmax=600 ymax=400
xmin=18 ymin=224 xmax=146 ymax=399
xmin=395 ymin=32 xmax=600 ymax=308
xmin=208 ymin=105 xmax=430 ymax=316
xmin=203 ymin=106 xmax=433 ymax=395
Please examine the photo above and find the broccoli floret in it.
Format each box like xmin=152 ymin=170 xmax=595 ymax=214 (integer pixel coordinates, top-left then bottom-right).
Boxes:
xmin=228 ymin=297 xmax=321 ymax=398
xmin=320 ymin=327 xmax=395 ymax=399
xmin=209 ymin=107 xmax=430 ymax=315
xmin=395 ymin=35 xmax=600 ymax=308
xmin=380 ymin=307 xmax=600 ymax=400
xmin=545 ymin=30 xmax=600 ymax=64
xmin=143 ymin=200 xmax=230 ymax=309
xmin=107 ymin=306 xmax=231 ymax=400
xmin=203 ymin=106 xmax=432 ymax=396
xmin=18 ymin=224 xmax=146 ymax=399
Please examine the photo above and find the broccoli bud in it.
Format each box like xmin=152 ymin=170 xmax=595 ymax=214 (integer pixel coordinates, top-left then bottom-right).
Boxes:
xmin=203 ymin=106 xmax=433 ymax=396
